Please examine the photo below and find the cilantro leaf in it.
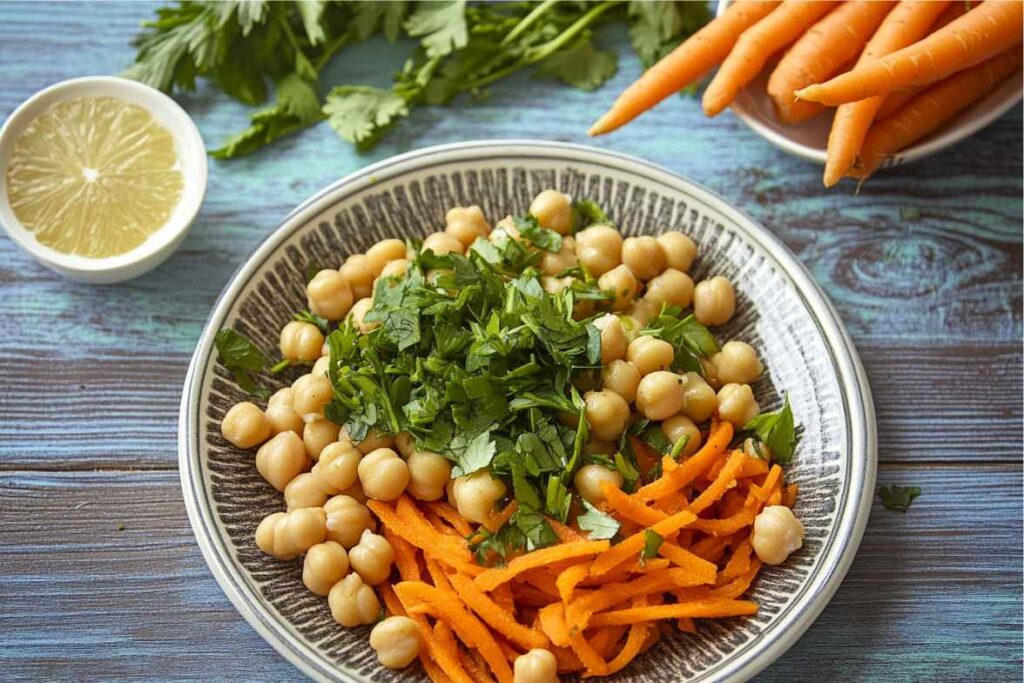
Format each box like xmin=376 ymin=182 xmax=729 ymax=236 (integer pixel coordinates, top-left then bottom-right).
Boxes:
xmin=639 ymin=529 xmax=663 ymax=565
xmin=404 ymin=0 xmax=468 ymax=58
xmin=744 ymin=395 xmax=798 ymax=464
xmin=214 ymin=329 xmax=272 ymax=399
xmin=578 ymin=500 xmax=620 ymax=540
xmin=323 ymin=86 xmax=409 ymax=149
xmin=879 ymin=485 xmax=921 ymax=512
xmin=537 ymin=36 xmax=618 ymax=91
xmin=451 ymin=430 xmax=497 ymax=478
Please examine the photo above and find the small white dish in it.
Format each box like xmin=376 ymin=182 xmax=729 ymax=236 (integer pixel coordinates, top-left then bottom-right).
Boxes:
xmin=0 ymin=76 xmax=207 ymax=283
xmin=719 ymin=0 xmax=1024 ymax=168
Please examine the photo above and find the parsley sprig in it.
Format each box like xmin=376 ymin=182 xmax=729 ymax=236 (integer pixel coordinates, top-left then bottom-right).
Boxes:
xmin=128 ymin=1 xmax=711 ymax=156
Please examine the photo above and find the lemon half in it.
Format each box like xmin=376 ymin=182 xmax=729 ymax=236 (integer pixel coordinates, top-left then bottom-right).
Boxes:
xmin=5 ymin=96 xmax=183 ymax=259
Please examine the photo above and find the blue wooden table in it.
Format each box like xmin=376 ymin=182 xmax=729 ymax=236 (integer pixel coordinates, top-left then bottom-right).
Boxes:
xmin=1 ymin=3 xmax=1021 ymax=681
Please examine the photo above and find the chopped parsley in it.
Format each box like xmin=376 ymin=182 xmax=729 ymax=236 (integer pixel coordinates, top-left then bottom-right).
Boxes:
xmin=639 ymin=529 xmax=663 ymax=565
xmin=578 ymin=500 xmax=621 ymax=540
xmin=214 ymin=329 xmax=272 ymax=400
xmin=743 ymin=395 xmax=798 ymax=464
xmin=879 ymin=485 xmax=921 ymax=512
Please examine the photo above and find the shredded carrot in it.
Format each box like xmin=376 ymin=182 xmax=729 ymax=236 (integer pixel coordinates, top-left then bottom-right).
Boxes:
xmin=589 ymin=599 xmax=759 ymax=627
xmin=712 ymin=558 xmax=764 ymax=599
xmin=557 ymin=562 xmax=592 ymax=604
xmin=454 ymin=634 xmax=497 ymax=683
xmin=426 ymin=556 xmax=455 ymax=593
xmin=491 ymin=582 xmax=515 ymax=613
xmin=397 ymin=581 xmax=513 ymax=683
xmin=568 ymin=568 xmax=713 ymax=630
xmin=538 ymin=602 xmax=573 ymax=647
xmin=484 ymin=500 xmax=519 ymax=533
xmin=475 ymin=541 xmax=610 ymax=591
xmin=689 ymin=449 xmax=747 ymax=514
xmin=606 ymin=598 xmax=654 ymax=675
xmin=629 ymin=436 xmax=659 ymax=477
xmin=569 ymin=630 xmax=610 ymax=677
xmin=720 ymin=537 xmax=754 ymax=581
xmin=676 ymin=617 xmax=697 ymax=633
xmin=409 ymin=611 xmax=474 ymax=683
xmin=385 ymin=528 xmax=423 ymax=582
xmin=601 ymin=481 xmax=666 ymax=526
xmin=379 ymin=581 xmax=406 ymax=617
xmin=753 ymin=464 xmax=784 ymax=502
xmin=371 ymin=498 xmax=483 ymax=576
xmin=590 ymin=509 xmax=697 ymax=577
xmin=428 ymin=500 xmax=475 ymax=536
xmin=689 ymin=507 xmax=758 ymax=537
xmin=548 ymin=516 xmax=584 ymax=543
xmin=657 ymin=542 xmax=718 ymax=584
xmin=449 ymin=572 xmax=548 ymax=650
xmin=636 ymin=421 xmax=733 ymax=503
xmin=783 ymin=482 xmax=800 ymax=509
xmin=589 ymin=625 xmax=629 ymax=659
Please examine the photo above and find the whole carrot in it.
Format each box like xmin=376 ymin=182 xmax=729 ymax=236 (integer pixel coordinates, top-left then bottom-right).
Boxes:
xmin=822 ymin=0 xmax=952 ymax=187
xmin=702 ymin=0 xmax=838 ymax=117
xmin=588 ymin=1 xmax=780 ymax=136
xmin=854 ymin=49 xmax=1023 ymax=177
xmin=797 ymin=0 xmax=1024 ymax=106
xmin=768 ymin=0 xmax=897 ymax=125
xmin=874 ymin=1 xmax=971 ymax=120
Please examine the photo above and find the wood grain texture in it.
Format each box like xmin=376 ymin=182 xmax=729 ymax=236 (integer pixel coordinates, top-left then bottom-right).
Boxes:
xmin=0 ymin=2 xmax=1020 ymax=681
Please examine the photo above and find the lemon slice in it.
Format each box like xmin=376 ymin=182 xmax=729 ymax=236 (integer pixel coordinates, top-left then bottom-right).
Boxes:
xmin=5 ymin=96 xmax=183 ymax=258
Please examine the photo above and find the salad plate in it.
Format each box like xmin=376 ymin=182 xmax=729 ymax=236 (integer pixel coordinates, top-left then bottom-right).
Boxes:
xmin=179 ymin=140 xmax=876 ymax=682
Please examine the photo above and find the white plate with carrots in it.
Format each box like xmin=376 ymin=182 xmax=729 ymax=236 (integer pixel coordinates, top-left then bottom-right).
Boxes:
xmin=591 ymin=0 xmax=1023 ymax=188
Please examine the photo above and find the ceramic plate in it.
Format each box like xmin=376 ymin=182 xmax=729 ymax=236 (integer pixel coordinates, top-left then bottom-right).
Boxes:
xmin=179 ymin=140 xmax=876 ymax=682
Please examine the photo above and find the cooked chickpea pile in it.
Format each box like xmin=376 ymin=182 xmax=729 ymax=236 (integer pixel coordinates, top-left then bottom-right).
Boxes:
xmin=219 ymin=188 xmax=799 ymax=679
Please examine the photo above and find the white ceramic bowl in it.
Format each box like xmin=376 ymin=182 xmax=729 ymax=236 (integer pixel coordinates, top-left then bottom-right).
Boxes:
xmin=720 ymin=0 xmax=1024 ymax=167
xmin=179 ymin=140 xmax=877 ymax=682
xmin=0 ymin=76 xmax=207 ymax=283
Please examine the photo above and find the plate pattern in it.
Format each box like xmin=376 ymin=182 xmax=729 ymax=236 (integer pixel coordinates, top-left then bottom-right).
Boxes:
xmin=182 ymin=142 xmax=873 ymax=683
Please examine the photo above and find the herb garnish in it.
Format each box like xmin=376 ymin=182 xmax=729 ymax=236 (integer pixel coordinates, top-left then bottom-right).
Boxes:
xmin=128 ymin=1 xmax=711 ymax=156
xmin=639 ymin=529 xmax=663 ymax=565
xmin=878 ymin=485 xmax=921 ymax=512
xmin=578 ymin=500 xmax=621 ymax=541
xmin=743 ymin=395 xmax=798 ymax=464
xmin=214 ymin=329 xmax=272 ymax=400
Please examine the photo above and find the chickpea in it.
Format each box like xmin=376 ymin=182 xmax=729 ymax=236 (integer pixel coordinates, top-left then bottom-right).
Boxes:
xmin=303 ymin=418 xmax=341 ymax=460
xmin=583 ymin=389 xmax=630 ymax=442
xmin=679 ymin=372 xmax=718 ymax=423
xmin=574 ymin=464 xmax=624 ymax=506
xmin=307 ymin=269 xmax=354 ymax=320
xmin=452 ymin=471 xmax=507 ymax=525
xmin=310 ymin=441 xmax=360 ymax=494
xmin=600 ymin=359 xmax=640 ymax=404
xmin=751 ymin=505 xmax=804 ymax=565
xmin=621 ymin=236 xmax=666 ymax=281
xmin=394 ymin=431 xmax=415 ymax=458
xmin=661 ymin=415 xmax=702 ymax=458
xmin=657 ymin=231 xmax=697 ymax=272
xmin=626 ymin=335 xmax=675 ymax=377
xmin=340 ymin=480 xmax=368 ymax=504
xmin=284 ymin=472 xmax=329 ymax=510
xmin=593 ymin=314 xmax=626 ymax=364
xmin=422 ymin=231 xmax=464 ymax=256
xmin=302 ymin=541 xmax=350 ymax=596
xmin=221 ymin=402 xmax=270 ymax=449
xmin=255 ymin=507 xmax=326 ymax=560
xmin=575 ymin=225 xmax=623 ymax=277
xmin=378 ymin=258 xmax=410 ymax=280
xmin=742 ymin=437 xmax=772 ymax=461
xmin=488 ymin=217 xmax=521 ymax=245
xmin=349 ymin=297 xmax=378 ymax=333
xmin=513 ymin=648 xmax=559 ymax=683
xmin=265 ymin=387 xmax=304 ymax=435
xmin=445 ymin=205 xmax=490 ymax=247
xmin=406 ymin=450 xmax=453 ymax=502
xmin=311 ymin=355 xmax=331 ymax=378
xmin=539 ymin=235 xmax=577 ymax=275
xmin=278 ymin=321 xmax=324 ymax=363
xmin=529 ymin=189 xmax=574 ymax=235
xmin=358 ymin=448 xmax=410 ymax=501
xmin=366 ymin=239 xmax=408 ymax=276
xmin=324 ymin=494 xmax=376 ymax=548
xmin=541 ymin=275 xmax=567 ymax=294
xmin=339 ymin=254 xmax=375 ymax=300
xmin=644 ymin=268 xmax=694 ymax=309
xmin=717 ymin=383 xmax=760 ymax=427
xmin=582 ymin=440 xmax=616 ymax=457
xmin=292 ymin=372 xmax=333 ymax=418
xmin=711 ymin=341 xmax=763 ymax=385
xmin=348 ymin=528 xmax=395 ymax=585
xmin=693 ymin=276 xmax=736 ymax=326
xmin=598 ymin=264 xmax=639 ymax=311
xmin=328 ymin=573 xmax=380 ymax=627
xmin=256 ymin=431 xmax=309 ymax=491
xmin=625 ymin=297 xmax=660 ymax=328
xmin=700 ymin=356 xmax=721 ymax=390
xmin=355 ymin=428 xmax=395 ymax=455
xmin=636 ymin=371 xmax=684 ymax=421
xmin=370 ymin=616 xmax=423 ymax=669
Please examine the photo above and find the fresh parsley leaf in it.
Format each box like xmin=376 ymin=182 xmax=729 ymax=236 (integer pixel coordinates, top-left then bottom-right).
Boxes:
xmin=879 ymin=485 xmax=921 ymax=512
xmin=294 ymin=0 xmax=326 ymax=46
xmin=214 ymin=329 xmax=271 ymax=399
xmin=744 ymin=395 xmax=798 ymax=464
xmin=544 ymin=476 xmax=572 ymax=523
xmin=451 ymin=430 xmax=497 ymax=478
xmin=614 ymin=450 xmax=640 ymax=491
xmin=669 ymin=434 xmax=690 ymax=460
xmin=513 ymin=215 xmax=563 ymax=253
xmin=572 ymin=199 xmax=612 ymax=230
xmin=577 ymin=500 xmax=620 ymax=540
xmin=323 ymin=85 xmax=409 ymax=150
xmin=627 ymin=0 xmax=710 ymax=67
xmin=537 ymin=36 xmax=617 ymax=91
xmin=294 ymin=309 xmax=330 ymax=336
xmin=511 ymin=461 xmax=542 ymax=511
xmin=639 ymin=529 xmax=663 ymax=565
xmin=639 ymin=424 xmax=671 ymax=455
xmin=513 ymin=506 xmax=558 ymax=551
xmin=352 ymin=0 xmax=409 ymax=42
xmin=404 ymin=0 xmax=468 ymax=58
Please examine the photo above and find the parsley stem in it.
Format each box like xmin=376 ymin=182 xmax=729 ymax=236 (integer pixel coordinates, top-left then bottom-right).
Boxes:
xmin=269 ymin=359 xmax=291 ymax=374
xmin=501 ymin=0 xmax=560 ymax=47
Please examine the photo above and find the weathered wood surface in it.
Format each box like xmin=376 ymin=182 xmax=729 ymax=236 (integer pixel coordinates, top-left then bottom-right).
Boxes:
xmin=0 ymin=2 xmax=1020 ymax=681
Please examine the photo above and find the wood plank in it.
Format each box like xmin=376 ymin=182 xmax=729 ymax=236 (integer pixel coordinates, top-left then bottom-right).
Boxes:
xmin=0 ymin=467 xmax=1019 ymax=681
xmin=1 ymin=343 xmax=1018 ymax=469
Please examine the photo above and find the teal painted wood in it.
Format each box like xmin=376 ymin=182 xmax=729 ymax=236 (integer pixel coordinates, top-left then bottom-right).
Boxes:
xmin=0 ymin=2 xmax=1020 ymax=682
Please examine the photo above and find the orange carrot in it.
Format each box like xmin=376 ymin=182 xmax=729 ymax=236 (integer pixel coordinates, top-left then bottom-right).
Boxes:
xmin=538 ymin=602 xmax=573 ymax=647
xmin=385 ymin=528 xmax=423 ymax=582
xmin=448 ymin=572 xmax=548 ymax=651
xmin=702 ymin=0 xmax=838 ymax=116
xmin=405 ymin=610 xmax=473 ymax=683
xmin=567 ymin=568 xmax=711 ymax=630
xmin=601 ymin=481 xmax=666 ymax=526
xmin=822 ymin=1 xmax=953 ymax=186
xmin=547 ymin=516 xmax=584 ymax=543
xmin=635 ymin=420 xmax=733 ymax=503
xmin=590 ymin=509 xmax=697 ymax=576
xmin=475 ymin=541 xmax=610 ymax=591
xmin=484 ymin=500 xmax=518 ymax=533
xmin=874 ymin=1 xmax=969 ymax=120
xmin=428 ymin=500 xmax=475 ymax=536
xmin=588 ymin=599 xmax=759 ymax=626
xmin=588 ymin=0 xmax=781 ymax=135
xmin=380 ymin=581 xmax=407 ymax=617
xmin=783 ymin=482 xmax=800 ymax=509
xmin=556 ymin=562 xmax=592 ymax=604
xmin=569 ymin=630 xmax=610 ymax=676
xmin=855 ymin=48 xmax=1022 ymax=176
xmin=797 ymin=0 xmax=1024 ymax=105
xmin=370 ymin=499 xmax=482 ymax=576
xmin=657 ymin=542 xmax=718 ymax=584
xmin=768 ymin=0 xmax=896 ymax=124
xmin=688 ymin=449 xmax=747 ymax=514
xmin=606 ymin=597 xmax=655 ymax=674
